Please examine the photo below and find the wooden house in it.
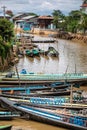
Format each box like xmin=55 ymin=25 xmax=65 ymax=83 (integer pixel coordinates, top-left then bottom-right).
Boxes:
xmin=38 ymin=16 xmax=54 ymax=29
xmin=13 ymin=13 xmax=38 ymax=31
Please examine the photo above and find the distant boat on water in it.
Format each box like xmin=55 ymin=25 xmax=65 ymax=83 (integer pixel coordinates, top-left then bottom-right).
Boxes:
xmin=25 ymin=49 xmax=39 ymax=57
xmin=48 ymin=46 xmax=59 ymax=57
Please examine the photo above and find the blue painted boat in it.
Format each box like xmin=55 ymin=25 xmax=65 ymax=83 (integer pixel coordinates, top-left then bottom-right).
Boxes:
xmin=20 ymin=69 xmax=27 ymax=74
xmin=0 ymin=97 xmax=87 ymax=130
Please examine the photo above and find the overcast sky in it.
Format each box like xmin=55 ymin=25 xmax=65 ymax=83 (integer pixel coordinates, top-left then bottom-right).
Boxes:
xmin=0 ymin=0 xmax=83 ymax=15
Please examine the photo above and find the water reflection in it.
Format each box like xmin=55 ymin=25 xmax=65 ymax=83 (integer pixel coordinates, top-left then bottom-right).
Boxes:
xmin=11 ymin=36 xmax=87 ymax=74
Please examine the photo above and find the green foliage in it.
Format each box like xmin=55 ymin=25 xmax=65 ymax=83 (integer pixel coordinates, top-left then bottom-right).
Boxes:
xmin=80 ymin=13 xmax=87 ymax=34
xmin=52 ymin=10 xmax=64 ymax=18
xmin=0 ymin=35 xmax=11 ymax=64
xmin=52 ymin=9 xmax=87 ymax=33
xmin=0 ymin=18 xmax=14 ymax=42
xmin=0 ymin=35 xmax=5 ymax=64
xmin=65 ymin=10 xmax=82 ymax=33
xmin=69 ymin=10 xmax=81 ymax=21
xmin=0 ymin=19 xmax=14 ymax=65
xmin=52 ymin=10 xmax=65 ymax=29
xmin=67 ymin=20 xmax=78 ymax=33
xmin=28 ymin=12 xmax=38 ymax=16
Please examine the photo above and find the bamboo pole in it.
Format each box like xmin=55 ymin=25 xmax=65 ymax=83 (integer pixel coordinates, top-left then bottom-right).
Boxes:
xmin=70 ymin=84 xmax=73 ymax=105
xmin=15 ymin=65 xmax=21 ymax=87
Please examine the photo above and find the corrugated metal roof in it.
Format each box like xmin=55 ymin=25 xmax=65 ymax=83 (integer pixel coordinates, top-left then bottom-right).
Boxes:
xmin=38 ymin=16 xmax=53 ymax=19
xmin=12 ymin=13 xmax=24 ymax=19
xmin=22 ymin=15 xmax=37 ymax=20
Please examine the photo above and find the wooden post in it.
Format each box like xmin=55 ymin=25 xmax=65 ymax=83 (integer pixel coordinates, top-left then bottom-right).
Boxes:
xmin=70 ymin=84 xmax=73 ymax=105
xmin=15 ymin=65 xmax=21 ymax=87
xmin=10 ymin=90 xmax=14 ymax=94
xmin=0 ymin=90 xmax=2 ymax=94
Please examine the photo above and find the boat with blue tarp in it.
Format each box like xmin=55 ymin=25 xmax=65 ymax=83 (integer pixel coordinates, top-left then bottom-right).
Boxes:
xmin=0 ymin=97 xmax=87 ymax=130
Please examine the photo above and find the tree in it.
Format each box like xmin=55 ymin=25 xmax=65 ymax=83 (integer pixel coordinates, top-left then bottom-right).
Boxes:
xmin=0 ymin=35 xmax=11 ymax=64
xmin=52 ymin=10 xmax=64 ymax=29
xmin=80 ymin=13 xmax=87 ymax=34
xmin=69 ymin=10 xmax=81 ymax=20
xmin=0 ymin=19 xmax=14 ymax=65
xmin=66 ymin=10 xmax=82 ymax=33
xmin=5 ymin=10 xmax=14 ymax=17
xmin=0 ymin=18 xmax=14 ymax=42
xmin=0 ymin=36 xmax=5 ymax=64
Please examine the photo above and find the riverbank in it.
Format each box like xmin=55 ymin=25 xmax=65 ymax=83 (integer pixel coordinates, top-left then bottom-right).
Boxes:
xmin=30 ymin=28 xmax=87 ymax=44
xmin=0 ymin=57 xmax=19 ymax=71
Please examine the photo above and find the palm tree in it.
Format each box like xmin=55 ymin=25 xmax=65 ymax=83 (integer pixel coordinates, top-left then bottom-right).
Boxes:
xmin=80 ymin=13 xmax=87 ymax=34
xmin=66 ymin=10 xmax=82 ymax=33
xmin=52 ymin=10 xmax=64 ymax=29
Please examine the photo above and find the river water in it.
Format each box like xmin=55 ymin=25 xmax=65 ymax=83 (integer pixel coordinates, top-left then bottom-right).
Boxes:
xmin=0 ymin=118 xmax=68 ymax=130
xmin=11 ymin=35 xmax=87 ymax=74
xmin=1 ymin=35 xmax=87 ymax=130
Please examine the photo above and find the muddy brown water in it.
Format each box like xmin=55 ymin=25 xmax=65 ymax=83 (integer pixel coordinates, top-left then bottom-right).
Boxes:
xmin=10 ymin=36 xmax=87 ymax=74
xmin=1 ymin=35 xmax=87 ymax=130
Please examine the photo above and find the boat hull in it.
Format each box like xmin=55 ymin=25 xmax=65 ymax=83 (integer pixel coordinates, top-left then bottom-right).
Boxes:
xmin=0 ymin=116 xmax=12 ymax=120
xmin=0 ymin=97 xmax=87 ymax=130
xmin=30 ymin=113 xmax=86 ymax=130
xmin=0 ymin=125 xmax=12 ymax=130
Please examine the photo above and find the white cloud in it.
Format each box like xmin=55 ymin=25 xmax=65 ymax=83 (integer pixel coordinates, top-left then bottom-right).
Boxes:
xmin=41 ymin=1 xmax=54 ymax=10
xmin=0 ymin=0 xmax=83 ymax=15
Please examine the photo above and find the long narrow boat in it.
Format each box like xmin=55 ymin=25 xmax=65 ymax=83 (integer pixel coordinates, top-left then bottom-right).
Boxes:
xmin=48 ymin=46 xmax=59 ymax=57
xmin=0 ymin=79 xmax=87 ymax=86
xmin=2 ymin=73 xmax=87 ymax=84
xmin=0 ymin=111 xmax=20 ymax=120
xmin=0 ymin=84 xmax=69 ymax=92
xmin=0 ymin=97 xmax=87 ymax=130
xmin=0 ymin=125 xmax=12 ymax=130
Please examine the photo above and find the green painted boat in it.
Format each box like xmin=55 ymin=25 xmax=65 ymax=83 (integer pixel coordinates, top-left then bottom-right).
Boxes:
xmin=48 ymin=46 xmax=59 ymax=57
xmin=26 ymin=49 xmax=39 ymax=57
xmin=25 ymin=50 xmax=33 ymax=57
xmin=32 ymin=49 xmax=39 ymax=56
xmin=0 ymin=125 xmax=12 ymax=130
